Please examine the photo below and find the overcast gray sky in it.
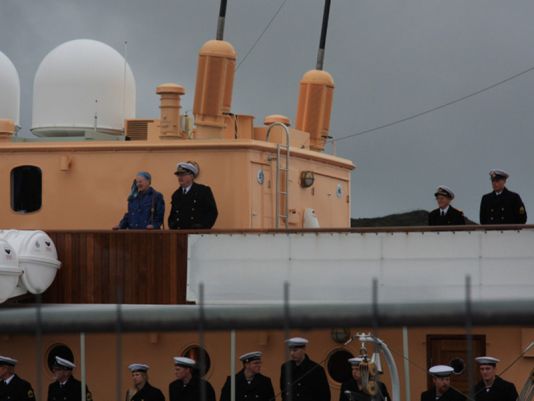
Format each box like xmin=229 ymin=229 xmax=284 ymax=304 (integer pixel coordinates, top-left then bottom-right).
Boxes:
xmin=2 ymin=0 xmax=534 ymax=222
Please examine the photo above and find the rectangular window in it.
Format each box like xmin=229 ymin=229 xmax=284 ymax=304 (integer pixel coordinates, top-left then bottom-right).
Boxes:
xmin=11 ymin=166 xmax=42 ymax=213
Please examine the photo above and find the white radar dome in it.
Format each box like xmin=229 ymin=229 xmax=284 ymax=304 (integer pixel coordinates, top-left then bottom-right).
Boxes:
xmin=32 ymin=39 xmax=136 ymax=136
xmin=0 ymin=51 xmax=20 ymax=125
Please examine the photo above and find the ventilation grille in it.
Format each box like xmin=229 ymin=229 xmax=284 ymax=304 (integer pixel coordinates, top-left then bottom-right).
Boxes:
xmin=124 ymin=119 xmax=153 ymax=141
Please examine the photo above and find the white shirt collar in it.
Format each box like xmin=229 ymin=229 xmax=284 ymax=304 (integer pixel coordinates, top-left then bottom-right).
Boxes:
xmin=440 ymin=206 xmax=450 ymax=215
xmin=4 ymin=374 xmax=15 ymax=384
xmin=182 ymin=184 xmax=193 ymax=194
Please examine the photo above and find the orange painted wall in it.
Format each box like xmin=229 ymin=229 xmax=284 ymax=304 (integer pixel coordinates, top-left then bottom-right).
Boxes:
xmin=0 ymin=140 xmax=353 ymax=230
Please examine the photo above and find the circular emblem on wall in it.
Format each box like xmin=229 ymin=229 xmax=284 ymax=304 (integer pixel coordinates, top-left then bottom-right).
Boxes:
xmin=336 ymin=183 xmax=343 ymax=198
xmin=257 ymin=169 xmax=265 ymax=185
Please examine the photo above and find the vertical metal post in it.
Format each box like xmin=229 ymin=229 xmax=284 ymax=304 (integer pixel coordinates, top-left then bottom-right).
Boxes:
xmin=230 ymin=330 xmax=237 ymax=401
xmin=80 ymin=333 xmax=86 ymax=401
xmin=402 ymin=327 xmax=411 ymax=401
xmin=35 ymin=294 xmax=43 ymax=401
xmin=115 ymin=287 xmax=123 ymax=401
xmin=199 ymin=283 xmax=207 ymax=401
xmin=465 ymin=276 xmax=474 ymax=401
xmin=283 ymin=282 xmax=292 ymax=401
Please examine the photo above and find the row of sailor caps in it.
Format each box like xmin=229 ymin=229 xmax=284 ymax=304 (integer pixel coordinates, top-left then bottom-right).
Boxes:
xmin=428 ymin=356 xmax=500 ymax=377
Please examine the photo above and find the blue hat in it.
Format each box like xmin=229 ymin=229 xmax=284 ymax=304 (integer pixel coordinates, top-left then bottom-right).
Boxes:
xmin=348 ymin=357 xmax=364 ymax=366
xmin=0 ymin=356 xmax=17 ymax=366
xmin=428 ymin=365 xmax=454 ymax=377
xmin=173 ymin=357 xmax=196 ymax=368
xmin=240 ymin=352 xmax=262 ymax=363
xmin=285 ymin=337 xmax=309 ymax=348
xmin=128 ymin=363 xmax=149 ymax=372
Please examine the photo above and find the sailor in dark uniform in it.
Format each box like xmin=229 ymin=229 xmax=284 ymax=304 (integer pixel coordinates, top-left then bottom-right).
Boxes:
xmin=0 ymin=356 xmax=35 ymax=401
xmin=473 ymin=356 xmax=518 ymax=401
xmin=420 ymin=365 xmax=465 ymax=401
xmin=220 ymin=352 xmax=275 ymax=401
xmin=47 ymin=356 xmax=93 ymax=401
xmin=479 ymin=169 xmax=527 ymax=225
xmin=125 ymin=364 xmax=164 ymax=401
xmin=428 ymin=186 xmax=465 ymax=226
xmin=169 ymin=357 xmax=215 ymax=401
xmin=340 ymin=357 xmax=390 ymax=401
xmin=280 ymin=337 xmax=331 ymax=401
xmin=168 ymin=161 xmax=218 ymax=229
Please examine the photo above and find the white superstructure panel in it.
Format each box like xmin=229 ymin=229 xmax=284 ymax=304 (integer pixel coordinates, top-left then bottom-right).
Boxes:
xmin=187 ymin=230 xmax=534 ymax=304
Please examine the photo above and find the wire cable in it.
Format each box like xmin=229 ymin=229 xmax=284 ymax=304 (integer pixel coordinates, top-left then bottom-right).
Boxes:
xmin=236 ymin=0 xmax=289 ymax=71
xmin=331 ymin=63 xmax=534 ymax=143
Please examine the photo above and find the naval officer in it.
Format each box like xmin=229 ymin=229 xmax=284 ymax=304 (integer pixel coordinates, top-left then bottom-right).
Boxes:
xmin=420 ymin=365 xmax=464 ymax=401
xmin=473 ymin=356 xmax=518 ymax=401
xmin=125 ymin=364 xmax=164 ymax=401
xmin=220 ymin=352 xmax=275 ymax=401
xmin=428 ymin=186 xmax=465 ymax=226
xmin=168 ymin=161 xmax=218 ymax=229
xmin=280 ymin=337 xmax=330 ymax=401
xmin=169 ymin=357 xmax=215 ymax=401
xmin=47 ymin=356 xmax=92 ymax=401
xmin=479 ymin=169 xmax=527 ymax=225
xmin=0 ymin=356 xmax=35 ymax=401
xmin=340 ymin=357 xmax=390 ymax=401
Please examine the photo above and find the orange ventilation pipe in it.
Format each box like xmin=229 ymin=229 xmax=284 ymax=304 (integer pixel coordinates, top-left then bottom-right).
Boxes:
xmin=193 ymin=40 xmax=236 ymax=132
xmin=0 ymin=119 xmax=15 ymax=141
xmin=156 ymin=83 xmax=186 ymax=138
xmin=295 ymin=70 xmax=334 ymax=152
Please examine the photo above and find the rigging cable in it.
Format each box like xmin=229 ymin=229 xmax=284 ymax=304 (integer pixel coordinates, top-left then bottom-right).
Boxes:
xmin=331 ymin=64 xmax=534 ymax=143
xmin=236 ymin=0 xmax=289 ymax=71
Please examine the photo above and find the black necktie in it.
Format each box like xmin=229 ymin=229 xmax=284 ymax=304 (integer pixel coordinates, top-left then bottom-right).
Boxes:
xmin=441 ymin=211 xmax=445 ymax=217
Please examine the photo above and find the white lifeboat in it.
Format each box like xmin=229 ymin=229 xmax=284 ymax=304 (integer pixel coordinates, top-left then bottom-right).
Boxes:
xmin=0 ymin=230 xmax=61 ymax=295
xmin=0 ymin=239 xmax=21 ymax=303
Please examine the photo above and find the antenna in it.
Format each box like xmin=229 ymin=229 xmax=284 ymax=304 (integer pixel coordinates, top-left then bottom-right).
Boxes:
xmin=93 ymin=99 xmax=98 ymax=132
xmin=316 ymin=0 xmax=331 ymax=70
xmin=122 ymin=41 xmax=128 ymax=130
xmin=216 ymin=0 xmax=228 ymax=40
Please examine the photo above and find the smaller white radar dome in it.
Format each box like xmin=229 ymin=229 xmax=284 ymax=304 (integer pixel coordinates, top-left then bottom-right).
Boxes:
xmin=0 ymin=51 xmax=21 ymax=125
xmin=32 ymin=39 xmax=136 ymax=136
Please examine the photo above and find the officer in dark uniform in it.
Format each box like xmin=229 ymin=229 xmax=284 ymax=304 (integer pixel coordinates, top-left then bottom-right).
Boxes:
xmin=0 ymin=356 xmax=35 ymax=401
xmin=340 ymin=357 xmax=390 ymax=401
xmin=473 ymin=356 xmax=518 ymax=401
xmin=428 ymin=186 xmax=465 ymax=226
xmin=220 ymin=352 xmax=275 ymax=401
xmin=126 ymin=364 xmax=164 ymax=401
xmin=479 ymin=169 xmax=527 ymax=225
xmin=169 ymin=357 xmax=215 ymax=401
xmin=168 ymin=161 xmax=218 ymax=229
xmin=47 ymin=356 xmax=92 ymax=401
xmin=280 ymin=337 xmax=330 ymax=401
xmin=420 ymin=365 xmax=465 ymax=401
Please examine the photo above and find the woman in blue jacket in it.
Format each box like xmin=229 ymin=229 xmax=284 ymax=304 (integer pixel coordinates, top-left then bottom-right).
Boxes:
xmin=115 ymin=172 xmax=165 ymax=229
